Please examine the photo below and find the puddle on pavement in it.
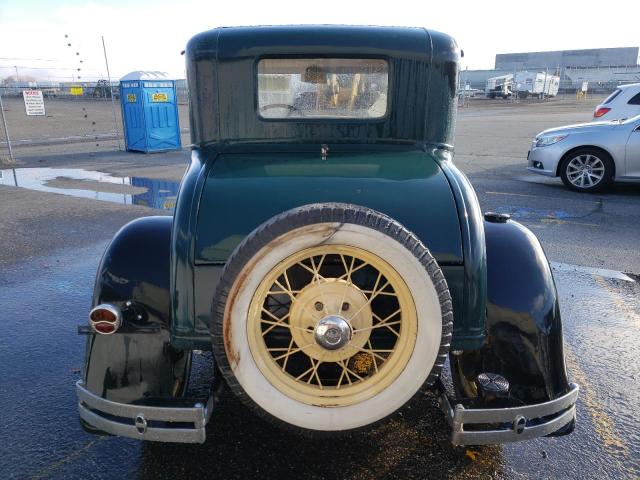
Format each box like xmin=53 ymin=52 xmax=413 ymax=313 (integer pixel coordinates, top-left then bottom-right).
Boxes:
xmin=0 ymin=167 xmax=179 ymax=210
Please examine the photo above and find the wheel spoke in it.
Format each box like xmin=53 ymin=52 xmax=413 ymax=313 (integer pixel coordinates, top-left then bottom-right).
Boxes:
xmin=261 ymin=312 xmax=291 ymax=334
xmin=354 ymin=320 xmax=401 ymax=335
xmin=281 ymin=337 xmax=295 ymax=371
xmin=347 ymin=272 xmax=390 ymax=321
xmin=274 ymin=278 xmax=321 ymax=322
xmin=350 ymin=342 xmax=388 ymax=363
xmin=306 ymin=358 xmax=323 ymax=389
xmin=311 ymin=255 xmax=332 ymax=315
xmin=274 ymin=347 xmax=304 ymax=362
xmin=337 ymin=258 xmax=368 ymax=281
xmin=298 ymin=255 xmax=327 ymax=284
xmin=339 ymin=255 xmax=354 ymax=280
xmin=261 ymin=317 xmax=309 ymax=332
xmin=355 ymin=308 xmax=401 ymax=333
xmin=295 ymin=365 xmax=315 ymax=381
xmin=338 ymin=359 xmax=365 ymax=382
xmin=367 ymin=339 xmax=379 ymax=373
xmin=336 ymin=361 xmax=351 ymax=388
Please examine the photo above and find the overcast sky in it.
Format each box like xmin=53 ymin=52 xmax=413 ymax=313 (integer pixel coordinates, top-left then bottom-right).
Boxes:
xmin=1 ymin=0 xmax=638 ymax=82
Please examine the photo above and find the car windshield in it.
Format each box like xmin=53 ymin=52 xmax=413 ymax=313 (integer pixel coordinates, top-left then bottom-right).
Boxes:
xmin=257 ymin=58 xmax=389 ymax=119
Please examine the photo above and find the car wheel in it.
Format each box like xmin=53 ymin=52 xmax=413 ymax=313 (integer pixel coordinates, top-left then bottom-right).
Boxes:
xmin=560 ymin=148 xmax=613 ymax=192
xmin=212 ymin=203 xmax=452 ymax=433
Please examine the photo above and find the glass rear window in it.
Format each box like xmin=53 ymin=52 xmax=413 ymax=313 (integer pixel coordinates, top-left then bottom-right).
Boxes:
xmin=627 ymin=92 xmax=640 ymax=105
xmin=257 ymin=58 xmax=389 ymax=119
xmin=603 ymin=89 xmax=622 ymax=104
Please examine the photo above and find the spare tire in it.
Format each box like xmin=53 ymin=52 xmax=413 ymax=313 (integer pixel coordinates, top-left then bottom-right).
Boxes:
xmin=212 ymin=203 xmax=452 ymax=432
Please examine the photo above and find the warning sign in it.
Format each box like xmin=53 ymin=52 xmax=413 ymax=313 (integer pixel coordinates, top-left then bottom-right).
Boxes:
xmin=151 ymin=92 xmax=168 ymax=102
xmin=70 ymin=86 xmax=84 ymax=96
xmin=127 ymin=93 xmax=137 ymax=102
xmin=23 ymin=90 xmax=45 ymax=116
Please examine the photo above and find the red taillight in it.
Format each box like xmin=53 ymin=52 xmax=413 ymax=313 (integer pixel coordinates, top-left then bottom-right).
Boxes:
xmin=89 ymin=304 xmax=122 ymax=335
xmin=93 ymin=322 xmax=117 ymax=334
xmin=594 ymin=107 xmax=611 ymax=118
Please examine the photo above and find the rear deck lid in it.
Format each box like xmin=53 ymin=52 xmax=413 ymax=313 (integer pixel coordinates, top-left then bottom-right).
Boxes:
xmin=195 ymin=150 xmax=463 ymax=265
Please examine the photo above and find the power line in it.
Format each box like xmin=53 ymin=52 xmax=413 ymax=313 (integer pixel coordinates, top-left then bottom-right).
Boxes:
xmin=0 ymin=57 xmax=59 ymax=62
xmin=0 ymin=65 xmax=102 ymax=71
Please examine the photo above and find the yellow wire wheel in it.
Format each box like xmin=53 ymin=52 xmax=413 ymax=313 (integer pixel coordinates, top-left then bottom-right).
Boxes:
xmin=247 ymin=245 xmax=418 ymax=406
xmin=213 ymin=204 xmax=452 ymax=432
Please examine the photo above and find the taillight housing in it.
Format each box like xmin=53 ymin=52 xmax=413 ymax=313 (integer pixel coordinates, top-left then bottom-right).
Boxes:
xmin=594 ymin=107 xmax=611 ymax=118
xmin=89 ymin=304 xmax=122 ymax=335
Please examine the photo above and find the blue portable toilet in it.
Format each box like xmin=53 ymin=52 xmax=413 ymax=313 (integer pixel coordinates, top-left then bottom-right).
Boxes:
xmin=119 ymin=71 xmax=181 ymax=152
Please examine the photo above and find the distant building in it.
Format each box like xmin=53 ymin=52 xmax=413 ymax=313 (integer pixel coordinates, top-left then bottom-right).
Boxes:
xmin=495 ymin=47 xmax=640 ymax=70
xmin=461 ymin=47 xmax=640 ymax=93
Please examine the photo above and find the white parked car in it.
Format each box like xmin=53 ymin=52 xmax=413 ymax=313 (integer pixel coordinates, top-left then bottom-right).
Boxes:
xmin=593 ymin=83 xmax=640 ymax=120
xmin=527 ymin=115 xmax=640 ymax=192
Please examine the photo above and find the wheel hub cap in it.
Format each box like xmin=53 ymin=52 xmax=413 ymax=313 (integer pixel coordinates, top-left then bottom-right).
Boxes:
xmin=314 ymin=315 xmax=352 ymax=350
xmin=567 ymin=154 xmax=604 ymax=188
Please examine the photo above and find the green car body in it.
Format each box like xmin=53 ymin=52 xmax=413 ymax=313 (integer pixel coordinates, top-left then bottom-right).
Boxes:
xmin=172 ymin=25 xmax=485 ymax=351
xmin=77 ymin=25 xmax=577 ymax=446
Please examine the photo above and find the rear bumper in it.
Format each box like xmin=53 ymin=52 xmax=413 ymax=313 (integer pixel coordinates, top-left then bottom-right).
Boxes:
xmin=76 ymin=381 xmax=212 ymax=443
xmin=439 ymin=383 xmax=579 ymax=445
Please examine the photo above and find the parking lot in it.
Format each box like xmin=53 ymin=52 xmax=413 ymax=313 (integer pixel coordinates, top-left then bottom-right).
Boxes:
xmin=1 ymin=97 xmax=639 ymax=479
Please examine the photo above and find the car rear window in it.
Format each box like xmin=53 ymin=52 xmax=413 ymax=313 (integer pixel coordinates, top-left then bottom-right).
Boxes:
xmin=628 ymin=92 xmax=640 ymax=105
xmin=257 ymin=58 xmax=389 ymax=119
xmin=603 ymin=89 xmax=622 ymax=104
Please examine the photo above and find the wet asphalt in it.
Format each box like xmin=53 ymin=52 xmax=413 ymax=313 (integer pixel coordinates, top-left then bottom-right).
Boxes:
xmin=1 ymin=99 xmax=640 ymax=479
xmin=1 ymin=243 xmax=638 ymax=479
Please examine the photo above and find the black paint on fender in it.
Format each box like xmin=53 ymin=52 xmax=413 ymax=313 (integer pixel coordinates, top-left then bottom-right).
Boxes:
xmin=82 ymin=216 xmax=190 ymax=405
xmin=452 ymin=218 xmax=571 ymax=406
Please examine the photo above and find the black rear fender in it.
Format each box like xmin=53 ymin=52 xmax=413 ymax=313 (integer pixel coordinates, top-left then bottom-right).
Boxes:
xmin=83 ymin=216 xmax=190 ymax=404
xmin=452 ymin=217 xmax=571 ymax=405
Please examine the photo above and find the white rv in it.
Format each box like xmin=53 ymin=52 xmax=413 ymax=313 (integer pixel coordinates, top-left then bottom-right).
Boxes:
xmin=514 ymin=72 xmax=560 ymax=98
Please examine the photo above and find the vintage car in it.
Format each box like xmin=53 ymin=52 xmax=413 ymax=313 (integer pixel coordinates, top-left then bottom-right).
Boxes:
xmin=76 ymin=25 xmax=578 ymax=445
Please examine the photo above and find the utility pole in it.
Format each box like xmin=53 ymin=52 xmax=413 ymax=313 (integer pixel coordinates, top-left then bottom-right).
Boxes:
xmin=0 ymin=87 xmax=15 ymax=163
xmin=102 ymin=35 xmax=122 ymax=151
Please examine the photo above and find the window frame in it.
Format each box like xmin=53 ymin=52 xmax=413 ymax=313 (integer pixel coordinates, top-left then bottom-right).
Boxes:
xmin=627 ymin=91 xmax=640 ymax=106
xmin=603 ymin=89 xmax=622 ymax=105
xmin=254 ymin=56 xmax=393 ymax=123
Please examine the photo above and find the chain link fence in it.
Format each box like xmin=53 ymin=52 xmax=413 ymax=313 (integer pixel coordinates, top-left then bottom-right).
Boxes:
xmin=0 ymin=81 xmax=190 ymax=162
xmin=0 ymin=80 xmax=188 ymax=103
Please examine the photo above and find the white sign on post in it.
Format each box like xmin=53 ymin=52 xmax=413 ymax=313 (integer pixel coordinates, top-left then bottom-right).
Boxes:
xmin=23 ymin=90 xmax=45 ymax=116
xmin=581 ymin=82 xmax=589 ymax=93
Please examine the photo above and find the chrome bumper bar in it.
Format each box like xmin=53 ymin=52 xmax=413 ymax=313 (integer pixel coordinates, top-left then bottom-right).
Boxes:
xmin=76 ymin=381 xmax=212 ymax=443
xmin=439 ymin=383 xmax=579 ymax=445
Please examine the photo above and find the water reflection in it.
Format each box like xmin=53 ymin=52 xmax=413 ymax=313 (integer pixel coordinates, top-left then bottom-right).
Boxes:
xmin=0 ymin=167 xmax=179 ymax=211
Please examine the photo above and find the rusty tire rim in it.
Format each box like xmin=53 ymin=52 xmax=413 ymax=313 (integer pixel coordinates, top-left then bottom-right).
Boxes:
xmin=246 ymin=244 xmax=417 ymax=407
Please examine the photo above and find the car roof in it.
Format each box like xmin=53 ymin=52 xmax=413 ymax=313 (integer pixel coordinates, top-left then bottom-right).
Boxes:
xmin=185 ymin=25 xmax=461 ymax=147
xmin=187 ymin=25 xmax=454 ymax=63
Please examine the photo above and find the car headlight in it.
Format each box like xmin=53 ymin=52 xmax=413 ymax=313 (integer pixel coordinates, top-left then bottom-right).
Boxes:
xmin=535 ymin=135 xmax=567 ymax=147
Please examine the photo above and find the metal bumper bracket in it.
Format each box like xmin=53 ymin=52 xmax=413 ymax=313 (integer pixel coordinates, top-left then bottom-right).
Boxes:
xmin=439 ymin=383 xmax=579 ymax=445
xmin=76 ymin=381 xmax=213 ymax=443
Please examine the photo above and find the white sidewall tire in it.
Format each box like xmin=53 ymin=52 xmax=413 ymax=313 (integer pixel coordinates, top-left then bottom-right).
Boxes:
xmin=224 ymin=222 xmax=444 ymax=431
